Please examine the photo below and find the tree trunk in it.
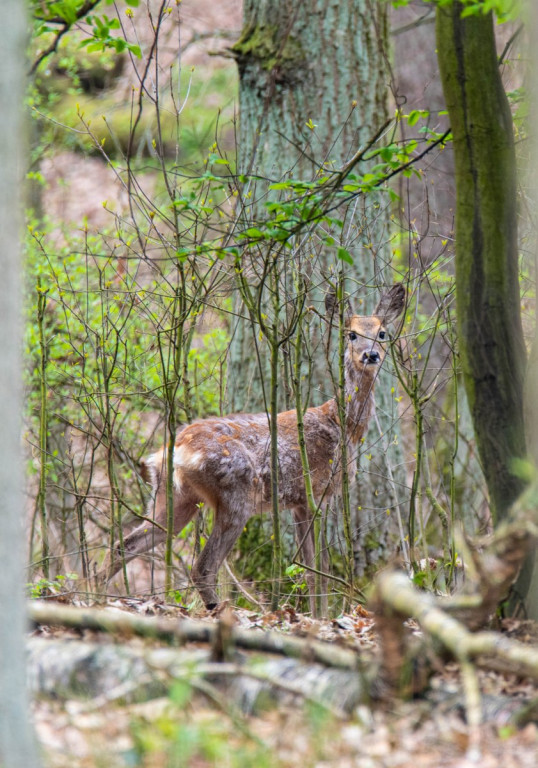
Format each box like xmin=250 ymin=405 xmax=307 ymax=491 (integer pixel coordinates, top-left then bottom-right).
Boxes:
xmin=233 ymin=0 xmax=388 ymax=187
xmin=0 ymin=2 xmax=42 ymax=764
xmin=519 ymin=0 xmax=538 ymax=619
xmin=229 ymin=0 xmax=405 ymax=575
xmin=436 ymin=2 xmax=527 ymax=522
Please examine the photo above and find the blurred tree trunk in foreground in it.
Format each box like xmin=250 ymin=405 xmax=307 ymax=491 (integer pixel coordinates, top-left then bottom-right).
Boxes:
xmin=0 ymin=1 xmax=42 ymax=765
xmin=521 ymin=0 xmax=538 ymax=619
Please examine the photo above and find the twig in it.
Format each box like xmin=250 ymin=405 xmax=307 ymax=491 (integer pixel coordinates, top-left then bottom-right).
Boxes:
xmin=223 ymin=560 xmax=264 ymax=609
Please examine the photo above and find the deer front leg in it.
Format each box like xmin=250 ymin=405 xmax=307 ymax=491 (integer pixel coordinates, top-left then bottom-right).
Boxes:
xmin=191 ymin=503 xmax=250 ymax=609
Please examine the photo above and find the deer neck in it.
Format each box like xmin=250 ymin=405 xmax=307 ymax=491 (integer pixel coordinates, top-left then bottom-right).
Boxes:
xmin=344 ymin=357 xmax=377 ymax=445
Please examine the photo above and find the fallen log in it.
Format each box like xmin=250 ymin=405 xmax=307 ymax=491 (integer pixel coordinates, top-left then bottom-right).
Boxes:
xmin=27 ymin=600 xmax=359 ymax=670
xmin=26 ymin=636 xmax=366 ymax=717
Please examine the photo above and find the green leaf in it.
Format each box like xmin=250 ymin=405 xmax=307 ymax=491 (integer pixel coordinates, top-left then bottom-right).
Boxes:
xmin=337 ymin=247 xmax=353 ymax=265
xmin=243 ymin=227 xmax=265 ymax=239
xmin=268 ymin=182 xmax=292 ymax=190
xmin=84 ymin=41 xmax=105 ymax=53
xmin=285 ymin=563 xmax=304 ymax=577
xmin=461 ymin=4 xmax=482 ymax=18
xmin=207 ymin=152 xmax=230 ymax=166
xmin=49 ymin=1 xmax=77 ymax=25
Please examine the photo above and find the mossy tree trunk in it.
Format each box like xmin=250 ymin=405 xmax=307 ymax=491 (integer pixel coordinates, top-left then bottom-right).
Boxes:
xmin=232 ymin=0 xmax=388 ymax=187
xmin=230 ymin=0 xmax=391 ymax=412
xmin=229 ymin=0 xmax=405 ymax=575
xmin=436 ymin=3 xmax=527 ymax=523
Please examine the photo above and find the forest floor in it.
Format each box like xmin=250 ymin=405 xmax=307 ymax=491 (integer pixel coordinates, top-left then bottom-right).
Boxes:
xmin=31 ymin=596 xmax=538 ymax=768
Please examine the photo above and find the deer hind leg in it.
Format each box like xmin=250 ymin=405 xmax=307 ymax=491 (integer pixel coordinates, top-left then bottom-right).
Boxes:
xmin=106 ymin=492 xmax=200 ymax=583
xmin=191 ymin=499 xmax=251 ymax=609
xmin=293 ymin=506 xmax=329 ymax=617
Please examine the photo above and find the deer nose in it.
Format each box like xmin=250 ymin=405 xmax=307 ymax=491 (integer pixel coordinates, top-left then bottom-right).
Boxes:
xmin=361 ymin=350 xmax=381 ymax=365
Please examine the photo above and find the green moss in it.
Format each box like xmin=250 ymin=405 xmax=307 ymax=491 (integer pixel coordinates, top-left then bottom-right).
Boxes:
xmin=363 ymin=532 xmax=381 ymax=552
xmin=231 ymin=23 xmax=305 ymax=75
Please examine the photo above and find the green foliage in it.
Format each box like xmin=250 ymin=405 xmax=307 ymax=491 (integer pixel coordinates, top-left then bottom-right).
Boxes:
xmin=29 ymin=1 xmax=237 ymax=161
xmin=390 ymin=0 xmax=523 ymax=23
xmin=27 ymin=573 xmax=78 ymax=599
xmin=227 ymin=134 xmax=445 ymax=267
xmin=80 ymin=13 xmax=141 ymax=58
xmin=24 ymin=204 xmax=231 ymax=576
xmin=130 ymin=680 xmax=276 ymax=768
xmin=284 ymin=563 xmax=308 ymax=597
xmin=31 ymin=0 xmax=141 ymax=67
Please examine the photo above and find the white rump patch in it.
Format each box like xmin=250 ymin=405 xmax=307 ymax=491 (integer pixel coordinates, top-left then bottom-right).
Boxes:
xmin=173 ymin=443 xmax=203 ymax=470
xmin=172 ymin=444 xmax=204 ymax=494
xmin=141 ymin=451 xmax=165 ymax=485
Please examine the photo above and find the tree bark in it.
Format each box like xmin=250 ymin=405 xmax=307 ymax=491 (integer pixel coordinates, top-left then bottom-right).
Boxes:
xmin=230 ymin=0 xmax=391 ymax=407
xmin=229 ymin=0 xmax=405 ymax=575
xmin=233 ymin=0 xmax=388 ymax=187
xmin=0 ymin=2 xmax=42 ymax=764
xmin=436 ymin=3 xmax=527 ymax=521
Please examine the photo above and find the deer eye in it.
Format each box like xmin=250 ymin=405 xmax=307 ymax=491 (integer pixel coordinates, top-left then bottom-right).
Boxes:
xmin=348 ymin=332 xmax=358 ymax=341
xmin=378 ymin=329 xmax=387 ymax=341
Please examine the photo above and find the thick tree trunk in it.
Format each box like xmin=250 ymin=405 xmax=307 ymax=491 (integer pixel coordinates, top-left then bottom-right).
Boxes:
xmin=0 ymin=2 xmax=42 ymax=765
xmin=230 ymin=0 xmax=390 ymax=410
xmin=234 ymin=0 xmax=388 ymax=185
xmin=436 ymin=3 xmax=527 ymax=521
xmin=229 ymin=0 xmax=405 ymax=575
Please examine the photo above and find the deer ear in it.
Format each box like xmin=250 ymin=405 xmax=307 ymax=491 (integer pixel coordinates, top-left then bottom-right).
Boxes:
xmin=325 ymin=290 xmax=354 ymax=323
xmin=374 ymin=284 xmax=406 ymax=325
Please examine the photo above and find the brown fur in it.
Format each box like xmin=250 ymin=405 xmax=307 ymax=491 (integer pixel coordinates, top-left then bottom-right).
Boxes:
xmin=106 ymin=285 xmax=405 ymax=609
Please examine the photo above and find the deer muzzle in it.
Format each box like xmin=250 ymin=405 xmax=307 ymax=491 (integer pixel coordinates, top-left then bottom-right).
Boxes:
xmin=360 ymin=350 xmax=381 ymax=365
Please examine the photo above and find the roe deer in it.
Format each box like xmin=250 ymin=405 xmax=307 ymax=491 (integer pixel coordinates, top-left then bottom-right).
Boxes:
xmin=106 ymin=284 xmax=405 ymax=609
